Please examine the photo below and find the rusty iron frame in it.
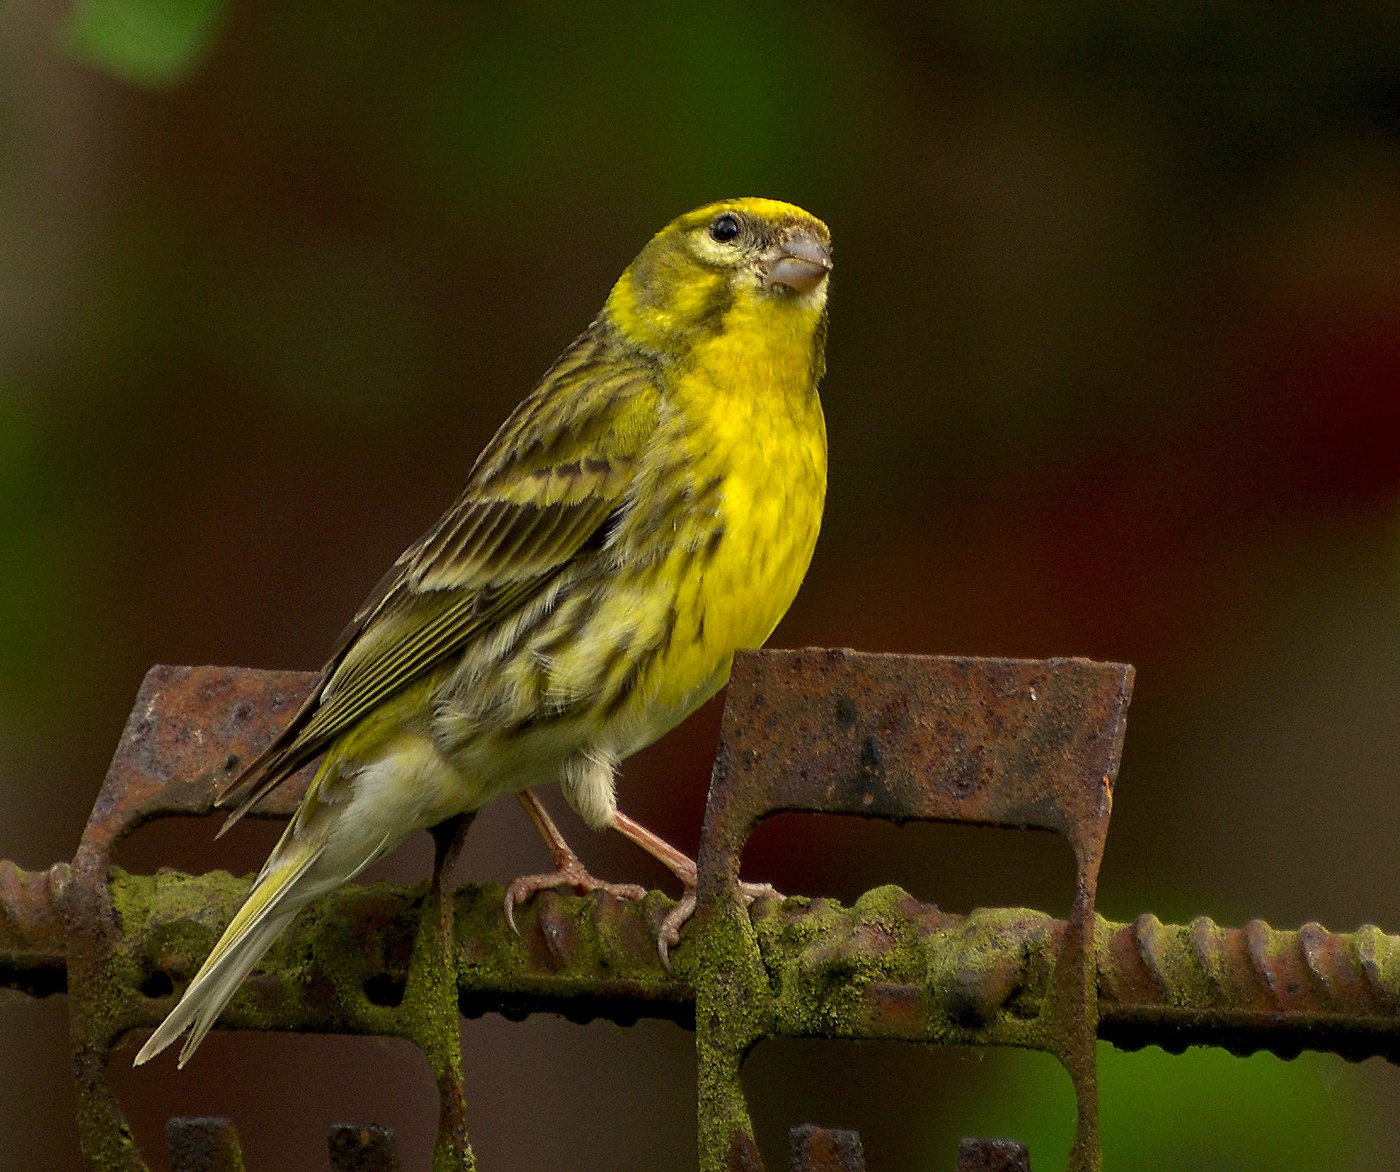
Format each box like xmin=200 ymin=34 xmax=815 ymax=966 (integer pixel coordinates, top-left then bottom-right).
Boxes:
xmin=4 ymin=652 xmax=1400 ymax=1170
xmin=159 ymin=1116 xmax=404 ymax=1172
xmin=692 ymin=650 xmax=1127 ymax=1171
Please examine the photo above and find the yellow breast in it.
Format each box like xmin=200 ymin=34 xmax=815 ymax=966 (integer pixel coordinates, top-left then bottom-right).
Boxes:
xmin=648 ymin=297 xmax=828 ymax=718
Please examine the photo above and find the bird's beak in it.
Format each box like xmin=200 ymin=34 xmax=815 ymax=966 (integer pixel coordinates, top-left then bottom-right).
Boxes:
xmin=760 ymin=229 xmax=832 ymax=294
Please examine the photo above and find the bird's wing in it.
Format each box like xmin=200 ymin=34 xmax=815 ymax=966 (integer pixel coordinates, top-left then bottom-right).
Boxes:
xmin=217 ymin=321 xmax=661 ymax=827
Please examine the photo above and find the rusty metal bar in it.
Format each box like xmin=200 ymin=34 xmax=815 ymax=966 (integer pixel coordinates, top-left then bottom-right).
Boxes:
xmin=163 ymin=1117 xmax=404 ymax=1172
xmin=1100 ymin=912 xmax=1400 ymax=1062
xmin=789 ymin=1125 xmax=866 ymax=1172
xmin=0 ymin=858 xmax=66 ymax=996
xmin=957 ymin=1138 xmax=1031 ymax=1172
xmin=8 ymin=653 xmax=1400 ymax=1170
xmin=328 ymin=1124 xmax=403 ymax=1172
xmin=165 ymin=1117 xmax=245 ymax=1172
xmin=7 ymin=869 xmax=1400 ymax=1062
xmin=693 ymin=651 xmax=1130 ymax=1172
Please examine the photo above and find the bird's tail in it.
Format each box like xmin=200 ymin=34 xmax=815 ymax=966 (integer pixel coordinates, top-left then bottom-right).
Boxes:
xmin=133 ymin=836 xmax=326 ymax=1068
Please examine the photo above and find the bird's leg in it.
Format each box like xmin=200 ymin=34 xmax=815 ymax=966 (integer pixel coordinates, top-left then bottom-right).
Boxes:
xmin=504 ymin=789 xmax=647 ymax=932
xmin=608 ymin=811 xmax=781 ymax=968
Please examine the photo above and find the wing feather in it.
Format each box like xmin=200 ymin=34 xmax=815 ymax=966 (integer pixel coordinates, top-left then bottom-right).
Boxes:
xmin=217 ymin=318 xmax=661 ymax=827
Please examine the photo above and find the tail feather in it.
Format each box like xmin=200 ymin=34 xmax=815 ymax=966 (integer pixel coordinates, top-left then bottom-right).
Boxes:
xmin=173 ymin=907 xmax=295 ymax=1066
xmin=133 ymin=843 xmax=325 ymax=1068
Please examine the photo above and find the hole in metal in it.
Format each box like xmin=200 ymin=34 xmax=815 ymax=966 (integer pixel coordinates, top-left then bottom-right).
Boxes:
xmin=363 ymin=974 xmax=406 ymax=1008
xmin=139 ymin=970 xmax=175 ymax=1000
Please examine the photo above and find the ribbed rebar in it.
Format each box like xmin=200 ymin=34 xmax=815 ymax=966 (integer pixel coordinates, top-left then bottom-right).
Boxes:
xmin=1099 ymin=911 xmax=1400 ymax=1061
xmin=5 ymin=867 xmax=1399 ymax=1063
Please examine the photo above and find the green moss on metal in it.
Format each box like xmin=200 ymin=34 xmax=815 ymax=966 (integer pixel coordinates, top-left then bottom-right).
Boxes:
xmin=924 ymin=903 xmax=1057 ymax=1032
xmin=72 ymin=1085 xmax=146 ymax=1172
xmin=1137 ymin=915 xmax=1213 ymax=1008
xmin=692 ymin=890 xmax=773 ymax=1172
xmin=113 ymin=868 xmax=248 ymax=973
xmin=402 ymin=886 xmax=476 ymax=1172
xmin=757 ymin=886 xmax=919 ymax=1034
xmin=1353 ymin=922 xmax=1400 ymax=997
xmin=74 ymin=868 xmax=246 ymax=1172
xmin=60 ymin=864 xmax=1400 ymax=1172
xmin=752 ymin=887 xmax=1059 ymax=1048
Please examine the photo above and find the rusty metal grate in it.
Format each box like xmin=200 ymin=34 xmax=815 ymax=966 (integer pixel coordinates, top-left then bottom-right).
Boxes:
xmin=4 ymin=649 xmax=1400 ymax=1170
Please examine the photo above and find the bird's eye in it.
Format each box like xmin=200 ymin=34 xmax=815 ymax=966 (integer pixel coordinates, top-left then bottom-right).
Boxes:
xmin=709 ymin=213 xmax=741 ymax=244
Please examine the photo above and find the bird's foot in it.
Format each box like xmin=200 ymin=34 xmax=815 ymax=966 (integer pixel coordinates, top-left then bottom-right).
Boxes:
xmin=504 ymin=853 xmax=647 ymax=934
xmin=603 ymin=811 xmax=784 ymax=969
xmin=656 ymin=879 xmax=783 ymax=971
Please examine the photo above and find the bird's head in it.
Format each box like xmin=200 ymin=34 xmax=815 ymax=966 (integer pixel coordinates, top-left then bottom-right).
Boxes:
xmin=606 ymin=198 xmax=832 ymax=357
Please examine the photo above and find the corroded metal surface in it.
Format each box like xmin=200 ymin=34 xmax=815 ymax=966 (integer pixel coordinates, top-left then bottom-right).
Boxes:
xmin=699 ymin=651 xmax=1129 ymax=847
xmin=957 ymin=1137 xmax=1031 ymax=1172
xmin=694 ymin=650 xmax=1132 ymax=1172
xmin=91 ymin=665 xmax=317 ymax=838
xmin=11 ymin=652 xmax=1400 ymax=1171
xmin=13 ymin=876 xmax=1400 ymax=1059
xmin=165 ymin=1117 xmax=245 ymax=1172
xmin=1100 ymin=913 xmax=1400 ymax=1061
xmin=0 ymin=858 xmax=66 ymax=996
xmin=788 ymin=1124 xmax=865 ymax=1172
xmin=328 ymin=1124 xmax=403 ymax=1172
xmin=63 ymin=666 xmax=318 ymax=1172
xmin=58 ymin=665 xmax=486 ymax=1172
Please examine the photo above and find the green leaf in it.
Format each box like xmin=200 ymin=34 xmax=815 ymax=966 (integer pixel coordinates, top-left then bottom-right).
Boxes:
xmin=61 ymin=0 xmax=231 ymax=88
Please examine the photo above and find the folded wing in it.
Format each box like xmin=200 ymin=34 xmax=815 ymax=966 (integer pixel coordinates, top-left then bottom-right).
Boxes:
xmin=217 ymin=321 xmax=661 ymax=828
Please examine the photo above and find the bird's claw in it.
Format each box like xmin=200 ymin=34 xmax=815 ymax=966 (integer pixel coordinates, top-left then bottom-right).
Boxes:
xmin=656 ymin=891 xmax=695 ymax=970
xmin=655 ymin=879 xmax=783 ymax=971
xmin=504 ymin=859 xmax=647 ymax=935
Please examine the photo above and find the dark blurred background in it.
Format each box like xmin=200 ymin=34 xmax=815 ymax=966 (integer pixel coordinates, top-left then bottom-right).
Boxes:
xmin=3 ymin=1 xmax=1400 ymax=1168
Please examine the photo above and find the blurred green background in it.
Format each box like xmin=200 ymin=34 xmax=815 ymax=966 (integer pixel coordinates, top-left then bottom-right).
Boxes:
xmin=3 ymin=0 xmax=1400 ymax=1168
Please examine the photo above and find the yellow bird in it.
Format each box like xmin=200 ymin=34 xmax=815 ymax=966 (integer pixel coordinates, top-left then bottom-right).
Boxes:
xmin=134 ymin=197 xmax=831 ymax=1067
